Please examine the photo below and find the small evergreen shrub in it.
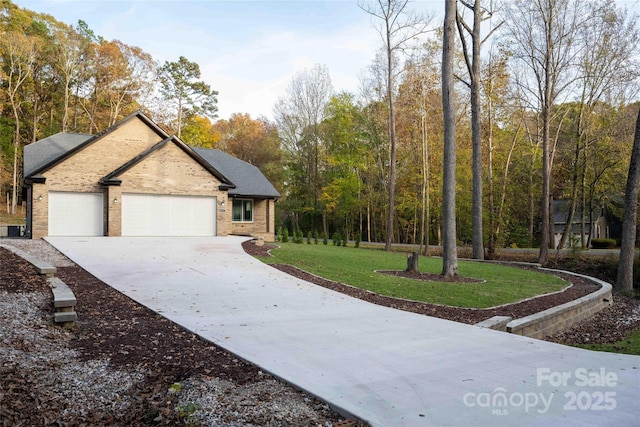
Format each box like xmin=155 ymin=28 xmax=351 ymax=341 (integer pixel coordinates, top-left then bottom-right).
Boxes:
xmin=306 ymin=231 xmax=312 ymax=244
xmin=333 ymin=232 xmax=341 ymax=246
xmin=282 ymin=229 xmax=289 ymax=243
xmin=313 ymin=230 xmax=318 ymax=244
xmin=355 ymin=233 xmax=361 ymax=248
xmin=322 ymin=233 xmax=328 ymax=245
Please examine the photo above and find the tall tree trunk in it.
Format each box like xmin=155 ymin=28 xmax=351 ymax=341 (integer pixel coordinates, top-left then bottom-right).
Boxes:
xmin=539 ymin=96 xmax=552 ymax=264
xmin=385 ymin=23 xmax=397 ymax=252
xmin=441 ymin=0 xmax=458 ymax=278
xmin=558 ymin=104 xmax=587 ymax=249
xmin=62 ymin=76 xmax=70 ymax=132
xmin=528 ymin=162 xmax=535 ymax=246
xmin=470 ymin=0 xmax=484 ymax=260
xmin=580 ymin=149 xmax=587 ymax=248
xmin=11 ymin=104 xmax=20 ymax=215
xmin=420 ymin=110 xmax=429 ymax=256
xmin=487 ymin=93 xmax=496 ymax=258
xmin=616 ymin=107 xmax=640 ymax=293
xmin=32 ymin=95 xmax=38 ymax=143
xmin=457 ymin=0 xmax=490 ymax=260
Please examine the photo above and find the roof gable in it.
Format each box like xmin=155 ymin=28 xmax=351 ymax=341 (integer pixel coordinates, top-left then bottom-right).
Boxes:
xmin=193 ymin=148 xmax=280 ymax=199
xmin=23 ymin=111 xmax=169 ymax=178
xmin=100 ymin=136 xmax=234 ymax=187
xmin=23 ymin=112 xmax=279 ymax=200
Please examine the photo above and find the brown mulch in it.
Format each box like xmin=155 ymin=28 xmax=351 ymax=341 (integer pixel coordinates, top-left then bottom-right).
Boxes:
xmin=242 ymin=241 xmax=600 ymax=324
xmin=0 ymin=247 xmax=345 ymax=426
xmin=56 ymin=265 xmax=260 ymax=384
xmin=0 ymin=248 xmax=49 ymax=293
xmin=242 ymin=240 xmax=640 ymax=346
xmin=2 ymin=240 xmax=639 ymax=425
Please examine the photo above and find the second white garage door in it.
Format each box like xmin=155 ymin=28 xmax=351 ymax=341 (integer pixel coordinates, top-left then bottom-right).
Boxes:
xmin=121 ymin=194 xmax=216 ymax=236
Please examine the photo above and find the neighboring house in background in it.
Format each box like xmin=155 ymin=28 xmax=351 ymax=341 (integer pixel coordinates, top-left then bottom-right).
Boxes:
xmin=23 ymin=111 xmax=280 ymax=241
xmin=552 ymin=200 xmax=620 ymax=248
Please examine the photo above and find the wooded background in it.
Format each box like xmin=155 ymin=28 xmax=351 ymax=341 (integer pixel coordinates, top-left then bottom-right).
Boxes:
xmin=1 ymin=0 xmax=638 ymax=257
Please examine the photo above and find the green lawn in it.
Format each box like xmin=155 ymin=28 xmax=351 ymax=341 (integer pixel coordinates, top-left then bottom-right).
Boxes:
xmin=260 ymin=243 xmax=567 ymax=308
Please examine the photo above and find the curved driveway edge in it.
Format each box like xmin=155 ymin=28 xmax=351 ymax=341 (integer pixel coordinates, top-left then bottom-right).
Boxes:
xmin=46 ymin=237 xmax=640 ymax=427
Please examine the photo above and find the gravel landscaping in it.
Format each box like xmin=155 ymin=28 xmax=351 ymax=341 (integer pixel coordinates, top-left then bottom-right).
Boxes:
xmin=1 ymin=238 xmax=639 ymax=426
xmin=0 ymin=242 xmax=349 ymax=426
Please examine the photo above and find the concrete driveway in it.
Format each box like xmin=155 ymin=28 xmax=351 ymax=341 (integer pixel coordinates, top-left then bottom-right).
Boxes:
xmin=46 ymin=236 xmax=640 ymax=427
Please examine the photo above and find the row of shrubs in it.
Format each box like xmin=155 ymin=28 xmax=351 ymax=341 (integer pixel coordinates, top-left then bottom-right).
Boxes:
xmin=590 ymin=238 xmax=617 ymax=249
xmin=276 ymin=228 xmax=361 ymax=248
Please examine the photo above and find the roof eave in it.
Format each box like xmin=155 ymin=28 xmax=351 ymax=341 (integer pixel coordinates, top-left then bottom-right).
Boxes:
xmin=24 ymin=175 xmax=46 ymax=184
xmin=229 ymin=193 xmax=280 ymax=200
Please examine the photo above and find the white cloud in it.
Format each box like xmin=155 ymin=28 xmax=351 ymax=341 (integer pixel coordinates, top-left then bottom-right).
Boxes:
xmin=201 ymin=15 xmax=379 ymax=119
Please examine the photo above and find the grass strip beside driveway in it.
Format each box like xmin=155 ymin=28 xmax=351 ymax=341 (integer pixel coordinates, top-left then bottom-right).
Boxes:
xmin=260 ymin=243 xmax=567 ymax=309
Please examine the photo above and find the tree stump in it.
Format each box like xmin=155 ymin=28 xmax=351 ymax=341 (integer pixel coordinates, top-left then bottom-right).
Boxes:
xmin=406 ymin=252 xmax=419 ymax=273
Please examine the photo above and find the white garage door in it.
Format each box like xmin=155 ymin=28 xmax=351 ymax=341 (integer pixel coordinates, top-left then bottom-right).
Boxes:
xmin=122 ymin=194 xmax=216 ymax=236
xmin=48 ymin=192 xmax=104 ymax=236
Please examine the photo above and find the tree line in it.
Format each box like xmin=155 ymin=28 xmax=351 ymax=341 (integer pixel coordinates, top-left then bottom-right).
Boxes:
xmin=0 ymin=0 xmax=218 ymax=213
xmin=273 ymin=1 xmax=638 ymax=252
xmin=1 ymin=0 xmax=639 ymax=286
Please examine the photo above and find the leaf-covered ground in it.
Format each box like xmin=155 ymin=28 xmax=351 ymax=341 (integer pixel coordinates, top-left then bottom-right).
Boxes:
xmin=0 ymin=247 xmax=347 ymax=426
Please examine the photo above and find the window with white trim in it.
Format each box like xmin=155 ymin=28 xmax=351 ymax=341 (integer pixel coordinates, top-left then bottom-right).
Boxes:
xmin=232 ymin=199 xmax=253 ymax=222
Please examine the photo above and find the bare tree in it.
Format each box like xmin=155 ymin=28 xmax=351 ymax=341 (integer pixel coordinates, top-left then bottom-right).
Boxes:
xmin=616 ymin=107 xmax=640 ymax=293
xmin=503 ymin=0 xmax=586 ymax=265
xmin=52 ymin=22 xmax=84 ymax=132
xmin=456 ymin=0 xmax=502 ymax=260
xmin=442 ymin=0 xmax=459 ymax=278
xmin=359 ymin=0 xmax=433 ymax=251
xmin=556 ymin=2 xmax=640 ymax=250
xmin=274 ymin=64 xmax=333 ymax=234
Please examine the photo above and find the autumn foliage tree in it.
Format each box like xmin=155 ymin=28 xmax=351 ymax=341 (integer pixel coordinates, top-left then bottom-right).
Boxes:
xmin=2 ymin=0 xmax=639 ymax=267
xmin=210 ymin=113 xmax=283 ymax=190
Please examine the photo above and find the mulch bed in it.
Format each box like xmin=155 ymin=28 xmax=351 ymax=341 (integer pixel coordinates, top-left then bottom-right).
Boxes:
xmin=0 ymin=248 xmax=48 ymax=293
xmin=56 ymin=265 xmax=260 ymax=384
xmin=0 ymin=247 xmax=345 ymax=426
xmin=242 ymin=241 xmax=601 ymax=324
xmin=2 ymin=241 xmax=638 ymax=425
xmin=0 ymin=247 xmax=261 ymax=425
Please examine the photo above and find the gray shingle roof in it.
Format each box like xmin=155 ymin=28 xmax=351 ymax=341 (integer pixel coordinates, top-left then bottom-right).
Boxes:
xmin=553 ymin=200 xmax=601 ymax=224
xmin=23 ymin=133 xmax=92 ymax=178
xmin=193 ymin=148 xmax=280 ymax=199
xmin=23 ymin=132 xmax=280 ymax=199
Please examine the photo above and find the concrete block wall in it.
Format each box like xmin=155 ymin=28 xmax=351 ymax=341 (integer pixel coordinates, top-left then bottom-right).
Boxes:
xmin=505 ymin=270 xmax=613 ymax=339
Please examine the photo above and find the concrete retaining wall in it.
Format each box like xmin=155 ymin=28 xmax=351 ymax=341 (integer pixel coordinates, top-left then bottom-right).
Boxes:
xmin=505 ymin=269 xmax=613 ymax=339
xmin=1 ymin=243 xmax=77 ymax=326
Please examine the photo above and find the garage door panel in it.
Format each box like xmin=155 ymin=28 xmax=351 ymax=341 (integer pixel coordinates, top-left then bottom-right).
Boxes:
xmin=122 ymin=194 xmax=216 ymax=236
xmin=49 ymin=192 xmax=103 ymax=236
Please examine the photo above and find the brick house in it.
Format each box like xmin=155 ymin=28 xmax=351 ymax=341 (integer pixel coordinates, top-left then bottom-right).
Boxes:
xmin=23 ymin=111 xmax=280 ymax=241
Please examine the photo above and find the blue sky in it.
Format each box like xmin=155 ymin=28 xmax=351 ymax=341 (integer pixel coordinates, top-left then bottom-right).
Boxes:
xmin=14 ymin=0 xmax=443 ymax=120
xmin=13 ymin=0 xmax=640 ymax=120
